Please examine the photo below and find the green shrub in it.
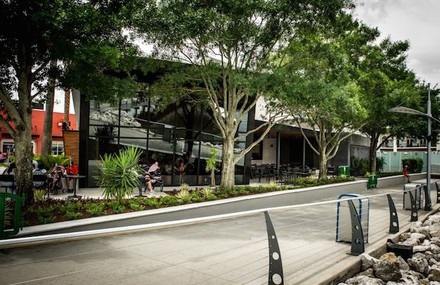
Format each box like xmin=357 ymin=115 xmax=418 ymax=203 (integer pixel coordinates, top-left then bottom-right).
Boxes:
xmin=283 ymin=176 xmax=354 ymax=187
xmin=180 ymin=183 xmax=190 ymax=191
xmin=350 ymin=157 xmax=369 ymax=177
xmin=106 ymin=200 xmax=126 ymax=213
xmin=200 ymin=187 xmax=216 ymax=200
xmin=85 ymin=202 xmax=105 ymax=216
xmin=129 ymin=201 xmax=145 ymax=211
xmin=39 ymin=154 xmax=70 ymax=170
xmin=96 ymin=146 xmax=143 ymax=202
xmin=38 ymin=214 xmax=57 ymax=224
xmin=402 ymin=158 xmax=423 ymax=173
xmin=65 ymin=211 xmax=83 ymax=220
xmin=190 ymin=193 xmax=204 ymax=202
xmin=33 ymin=189 xmax=46 ymax=202
xmin=58 ymin=202 xmax=76 ymax=215
xmin=145 ymin=198 xmax=162 ymax=209
xmin=176 ymin=189 xmax=190 ymax=199
xmin=267 ymin=181 xmax=278 ymax=190
xmin=160 ymin=196 xmax=179 ymax=206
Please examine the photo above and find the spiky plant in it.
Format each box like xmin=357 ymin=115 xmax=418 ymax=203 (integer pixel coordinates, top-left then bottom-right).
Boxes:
xmin=39 ymin=154 xmax=70 ymax=170
xmin=176 ymin=189 xmax=189 ymax=199
xmin=96 ymin=147 xmax=143 ymax=202
xmin=201 ymin=187 xmax=214 ymax=198
xmin=180 ymin=183 xmax=190 ymax=191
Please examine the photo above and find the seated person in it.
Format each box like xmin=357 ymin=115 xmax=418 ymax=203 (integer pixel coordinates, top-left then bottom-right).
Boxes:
xmin=32 ymin=164 xmax=47 ymax=189
xmin=0 ymin=162 xmax=16 ymax=193
xmin=48 ymin=164 xmax=67 ymax=193
xmin=0 ymin=152 xmax=6 ymax=163
xmin=6 ymin=162 xmax=16 ymax=175
xmin=65 ymin=161 xmax=79 ymax=192
xmin=144 ymin=173 xmax=154 ymax=193
xmin=141 ymin=162 xmax=163 ymax=193
xmin=145 ymin=162 xmax=164 ymax=192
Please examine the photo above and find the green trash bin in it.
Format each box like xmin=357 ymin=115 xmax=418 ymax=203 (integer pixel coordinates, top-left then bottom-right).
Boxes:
xmin=0 ymin=192 xmax=25 ymax=239
xmin=338 ymin=165 xmax=350 ymax=176
xmin=367 ymin=175 xmax=377 ymax=189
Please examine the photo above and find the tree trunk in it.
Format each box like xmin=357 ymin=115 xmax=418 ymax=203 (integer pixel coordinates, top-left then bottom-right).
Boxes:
xmin=12 ymin=68 xmax=35 ymax=206
xmin=369 ymin=134 xmax=379 ymax=173
xmin=64 ymin=88 xmax=70 ymax=125
xmin=41 ymin=60 xmax=57 ymax=156
xmin=220 ymin=136 xmax=235 ymax=189
xmin=210 ymin=169 xmax=215 ymax=187
xmin=14 ymin=117 xmax=34 ymax=205
xmin=319 ymin=152 xmax=328 ymax=179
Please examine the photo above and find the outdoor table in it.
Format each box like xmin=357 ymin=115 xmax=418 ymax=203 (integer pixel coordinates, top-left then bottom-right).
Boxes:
xmin=66 ymin=175 xmax=86 ymax=199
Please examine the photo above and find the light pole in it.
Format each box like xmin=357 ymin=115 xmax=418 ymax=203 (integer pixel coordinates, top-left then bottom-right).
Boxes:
xmin=389 ymin=84 xmax=437 ymax=210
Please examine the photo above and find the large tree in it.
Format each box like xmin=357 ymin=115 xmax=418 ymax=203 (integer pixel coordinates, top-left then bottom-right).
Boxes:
xmin=272 ymin=13 xmax=374 ymax=178
xmin=356 ymin=38 xmax=421 ymax=172
xmin=0 ymin=0 xmax=141 ymax=204
xmin=136 ymin=0 xmax=354 ymax=188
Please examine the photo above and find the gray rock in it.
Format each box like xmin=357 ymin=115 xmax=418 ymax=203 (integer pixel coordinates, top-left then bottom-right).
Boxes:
xmin=361 ymin=254 xmax=378 ymax=271
xmin=414 ymin=226 xmax=431 ymax=238
xmin=344 ymin=275 xmax=385 ymax=285
xmin=373 ymin=253 xmax=402 ymax=281
xmin=398 ymin=255 xmax=410 ymax=270
xmin=429 ymin=267 xmax=440 ymax=282
xmin=429 ymin=257 xmax=439 ymax=266
xmin=400 ymin=272 xmax=423 ymax=284
xmin=357 ymin=268 xmax=374 ymax=278
xmin=402 ymin=233 xmax=427 ymax=246
xmin=413 ymin=245 xmax=431 ymax=253
xmin=431 ymin=244 xmax=440 ymax=254
xmin=410 ymin=221 xmax=423 ymax=232
xmin=407 ymin=253 xmax=430 ymax=274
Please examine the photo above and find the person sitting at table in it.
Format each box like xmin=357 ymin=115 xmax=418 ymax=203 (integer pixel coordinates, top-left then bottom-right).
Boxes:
xmin=0 ymin=152 xmax=6 ymax=163
xmin=48 ymin=164 xmax=67 ymax=194
xmin=144 ymin=173 xmax=154 ymax=193
xmin=66 ymin=160 xmax=79 ymax=193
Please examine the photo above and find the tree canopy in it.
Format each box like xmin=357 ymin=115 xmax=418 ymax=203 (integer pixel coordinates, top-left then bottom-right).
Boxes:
xmin=135 ymin=0 xmax=355 ymax=187
xmin=0 ymin=0 xmax=143 ymax=204
xmin=355 ymin=37 xmax=421 ymax=172
xmin=270 ymin=13 xmax=372 ymax=178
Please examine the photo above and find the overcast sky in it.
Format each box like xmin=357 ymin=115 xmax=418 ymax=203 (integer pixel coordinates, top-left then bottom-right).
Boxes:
xmin=354 ymin=0 xmax=440 ymax=88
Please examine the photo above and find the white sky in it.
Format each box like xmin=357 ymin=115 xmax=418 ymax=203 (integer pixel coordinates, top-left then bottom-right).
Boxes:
xmin=354 ymin=0 xmax=440 ymax=87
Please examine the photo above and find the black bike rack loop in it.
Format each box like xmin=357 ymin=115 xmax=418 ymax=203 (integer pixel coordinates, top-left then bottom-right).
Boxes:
xmin=387 ymin=194 xmax=399 ymax=234
xmin=409 ymin=191 xmax=418 ymax=222
xmin=264 ymin=211 xmax=284 ymax=285
xmin=347 ymin=199 xmax=365 ymax=256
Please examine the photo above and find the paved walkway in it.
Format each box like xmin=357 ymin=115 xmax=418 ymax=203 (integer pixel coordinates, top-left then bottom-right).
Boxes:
xmin=0 ymin=180 xmax=438 ymax=285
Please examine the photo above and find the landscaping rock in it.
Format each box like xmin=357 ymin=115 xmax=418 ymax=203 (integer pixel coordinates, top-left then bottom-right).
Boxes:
xmin=398 ymin=255 xmax=410 ymax=270
xmin=373 ymin=253 xmax=402 ymax=281
xmin=361 ymin=254 xmax=378 ymax=271
xmin=407 ymin=253 xmax=430 ymax=274
xmin=339 ymin=275 xmax=385 ymax=285
xmin=343 ymin=210 xmax=440 ymax=284
xmin=429 ymin=267 xmax=440 ymax=282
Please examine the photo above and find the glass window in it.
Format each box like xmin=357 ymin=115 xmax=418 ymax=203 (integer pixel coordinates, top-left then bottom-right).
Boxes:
xmin=51 ymin=141 xmax=64 ymax=155
xmin=1 ymin=140 xmax=37 ymax=155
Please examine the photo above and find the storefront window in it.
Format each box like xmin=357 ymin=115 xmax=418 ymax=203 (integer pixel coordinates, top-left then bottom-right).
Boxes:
xmin=86 ymin=96 xmax=250 ymax=187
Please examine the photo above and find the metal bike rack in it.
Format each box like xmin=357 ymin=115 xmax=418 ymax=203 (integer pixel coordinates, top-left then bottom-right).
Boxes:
xmin=265 ymin=211 xmax=284 ymax=285
xmin=387 ymin=194 xmax=399 ymax=234
xmin=347 ymin=200 xmax=365 ymax=256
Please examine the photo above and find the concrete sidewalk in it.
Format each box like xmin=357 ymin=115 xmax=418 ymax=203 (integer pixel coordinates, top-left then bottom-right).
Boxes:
xmin=0 ymin=180 xmax=438 ymax=284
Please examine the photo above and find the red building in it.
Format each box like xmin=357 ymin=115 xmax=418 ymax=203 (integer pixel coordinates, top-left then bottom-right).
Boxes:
xmin=0 ymin=109 xmax=77 ymax=155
